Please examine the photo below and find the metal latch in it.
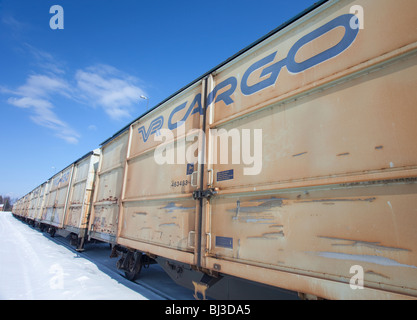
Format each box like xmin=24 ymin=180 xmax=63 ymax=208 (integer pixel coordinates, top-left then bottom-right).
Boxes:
xmin=192 ymin=188 xmax=218 ymax=200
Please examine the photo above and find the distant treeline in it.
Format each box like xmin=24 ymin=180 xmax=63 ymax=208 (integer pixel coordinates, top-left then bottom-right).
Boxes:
xmin=0 ymin=195 xmax=14 ymax=211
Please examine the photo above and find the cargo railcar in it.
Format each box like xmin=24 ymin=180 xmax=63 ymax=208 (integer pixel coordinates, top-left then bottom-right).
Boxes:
xmin=13 ymin=0 xmax=417 ymax=300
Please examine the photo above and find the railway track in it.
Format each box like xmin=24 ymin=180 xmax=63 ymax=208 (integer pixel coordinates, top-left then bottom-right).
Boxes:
xmin=48 ymin=231 xmax=195 ymax=300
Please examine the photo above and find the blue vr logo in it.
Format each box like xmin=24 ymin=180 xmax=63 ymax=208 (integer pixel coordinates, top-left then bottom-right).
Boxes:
xmin=138 ymin=116 xmax=164 ymax=142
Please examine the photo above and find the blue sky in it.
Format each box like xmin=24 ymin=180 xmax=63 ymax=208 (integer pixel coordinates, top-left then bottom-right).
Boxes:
xmin=0 ymin=0 xmax=318 ymax=199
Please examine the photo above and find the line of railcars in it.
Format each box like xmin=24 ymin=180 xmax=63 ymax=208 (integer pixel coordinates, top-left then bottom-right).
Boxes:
xmin=13 ymin=0 xmax=417 ymax=299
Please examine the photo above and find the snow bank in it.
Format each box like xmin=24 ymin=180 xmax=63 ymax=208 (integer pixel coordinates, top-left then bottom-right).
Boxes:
xmin=0 ymin=212 xmax=147 ymax=300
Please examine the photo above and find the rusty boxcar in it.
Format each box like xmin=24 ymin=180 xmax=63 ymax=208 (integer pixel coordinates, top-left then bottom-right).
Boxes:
xmin=41 ymin=164 xmax=74 ymax=233
xmin=37 ymin=151 xmax=99 ymax=246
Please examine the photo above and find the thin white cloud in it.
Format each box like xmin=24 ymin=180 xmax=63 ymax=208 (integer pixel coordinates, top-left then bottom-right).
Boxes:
xmin=16 ymin=74 xmax=71 ymax=98
xmin=75 ymin=64 xmax=146 ymax=120
xmin=1 ymin=14 xmax=27 ymax=34
xmin=6 ymin=74 xmax=80 ymax=144
xmin=24 ymin=44 xmax=67 ymax=75
xmin=3 ymin=47 xmax=147 ymax=144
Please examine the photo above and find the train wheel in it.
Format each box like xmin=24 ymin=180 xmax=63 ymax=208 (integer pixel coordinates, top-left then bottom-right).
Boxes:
xmin=124 ymin=251 xmax=143 ymax=281
xmin=49 ymin=227 xmax=56 ymax=237
xmin=70 ymin=233 xmax=78 ymax=246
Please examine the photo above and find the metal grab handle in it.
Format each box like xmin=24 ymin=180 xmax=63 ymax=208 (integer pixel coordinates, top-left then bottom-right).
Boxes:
xmin=191 ymin=169 xmax=214 ymax=187
xmin=191 ymin=171 xmax=198 ymax=187
xmin=206 ymin=233 xmax=212 ymax=252
xmin=188 ymin=231 xmax=195 ymax=248
xmin=207 ymin=169 xmax=214 ymax=187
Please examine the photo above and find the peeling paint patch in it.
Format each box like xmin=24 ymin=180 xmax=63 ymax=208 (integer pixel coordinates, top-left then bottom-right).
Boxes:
xmin=229 ymin=197 xmax=285 ymax=214
xmin=161 ymin=202 xmax=195 ymax=213
xmin=159 ymin=223 xmax=178 ymax=228
xmin=247 ymin=231 xmax=284 ymax=240
xmin=244 ymin=218 xmax=275 ymax=223
xmin=248 ymin=197 xmax=286 ymax=205
xmin=313 ymin=251 xmax=417 ymax=269
xmin=230 ymin=198 xmax=284 ymax=224
xmin=269 ymin=224 xmax=284 ymax=229
xmin=366 ymin=270 xmax=390 ymax=279
xmin=232 ymin=214 xmax=275 ymax=224
xmin=318 ymin=236 xmax=410 ymax=252
xmin=301 ymin=197 xmax=376 ymax=204
xmin=293 ymin=152 xmax=308 ymax=157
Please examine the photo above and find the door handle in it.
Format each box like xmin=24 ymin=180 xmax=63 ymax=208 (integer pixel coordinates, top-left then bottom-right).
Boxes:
xmin=207 ymin=169 xmax=214 ymax=187
xmin=191 ymin=171 xmax=198 ymax=187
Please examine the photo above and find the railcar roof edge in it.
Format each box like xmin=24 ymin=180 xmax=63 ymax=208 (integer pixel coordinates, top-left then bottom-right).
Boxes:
xmin=99 ymin=0 xmax=329 ymax=146
xmin=45 ymin=150 xmax=96 ymax=183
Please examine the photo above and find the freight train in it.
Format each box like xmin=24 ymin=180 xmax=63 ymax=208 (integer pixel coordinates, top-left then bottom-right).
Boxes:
xmin=12 ymin=0 xmax=417 ymax=300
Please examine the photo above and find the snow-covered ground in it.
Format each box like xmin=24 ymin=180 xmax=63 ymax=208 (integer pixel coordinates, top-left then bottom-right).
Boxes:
xmin=0 ymin=212 xmax=194 ymax=300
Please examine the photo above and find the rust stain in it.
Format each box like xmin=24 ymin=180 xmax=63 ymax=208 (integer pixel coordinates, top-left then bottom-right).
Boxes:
xmin=97 ymin=196 xmax=118 ymax=203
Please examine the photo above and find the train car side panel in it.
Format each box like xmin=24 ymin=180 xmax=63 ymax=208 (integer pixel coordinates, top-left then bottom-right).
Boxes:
xmin=117 ymin=82 xmax=204 ymax=264
xmin=200 ymin=0 xmax=417 ymax=299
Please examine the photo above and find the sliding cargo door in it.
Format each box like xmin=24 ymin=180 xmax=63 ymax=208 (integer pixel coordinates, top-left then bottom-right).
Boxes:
xmin=117 ymin=81 xmax=204 ymax=265
xmin=65 ymin=152 xmax=99 ymax=236
xmin=89 ymin=132 xmax=129 ymax=243
xmin=53 ymin=166 xmax=73 ymax=228
xmin=35 ymin=183 xmax=48 ymax=222
xmin=42 ymin=166 xmax=74 ymax=228
xmin=27 ymin=189 xmax=37 ymax=220
xmin=22 ymin=194 xmax=30 ymax=218
xmin=43 ymin=176 xmax=58 ymax=223
xmin=41 ymin=180 xmax=53 ymax=222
